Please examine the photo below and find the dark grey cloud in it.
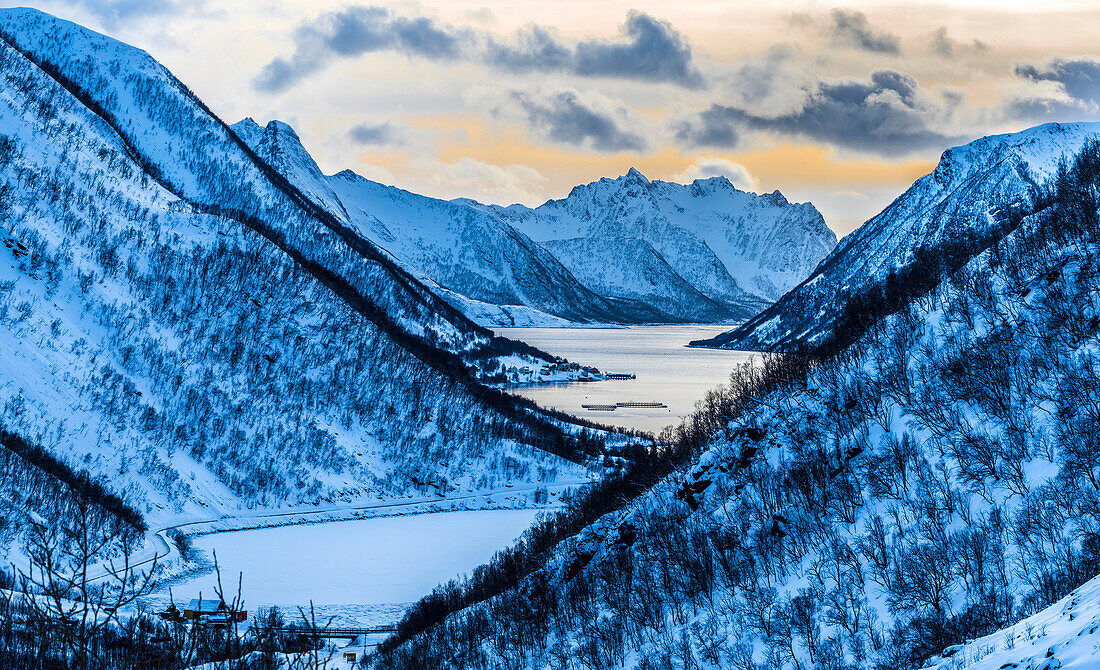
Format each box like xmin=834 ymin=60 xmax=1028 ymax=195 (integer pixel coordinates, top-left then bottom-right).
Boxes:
xmin=827 ymin=9 xmax=900 ymax=55
xmin=678 ymin=69 xmax=964 ymax=155
xmin=348 ymin=122 xmax=399 ymax=145
xmin=928 ymin=27 xmax=987 ymax=59
xmin=485 ymin=25 xmax=573 ymax=72
xmin=256 ymin=6 xmax=467 ymax=92
xmin=1013 ymin=57 xmax=1100 ymax=119
xmin=256 ymin=6 xmax=703 ymax=92
xmin=571 ymin=11 xmax=703 ymax=87
xmin=510 ymin=91 xmax=646 ymax=152
xmin=679 ymin=107 xmax=741 ymax=147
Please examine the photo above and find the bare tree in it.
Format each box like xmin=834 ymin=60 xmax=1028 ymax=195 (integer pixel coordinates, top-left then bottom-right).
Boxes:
xmin=18 ymin=494 xmax=156 ymax=669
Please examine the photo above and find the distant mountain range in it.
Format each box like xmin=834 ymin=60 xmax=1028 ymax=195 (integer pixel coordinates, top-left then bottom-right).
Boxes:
xmin=694 ymin=121 xmax=1100 ymax=350
xmin=231 ymin=118 xmax=836 ymax=326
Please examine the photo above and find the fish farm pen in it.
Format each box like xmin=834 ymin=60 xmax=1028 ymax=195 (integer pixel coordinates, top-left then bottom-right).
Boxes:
xmin=581 ymin=401 xmax=668 ymax=412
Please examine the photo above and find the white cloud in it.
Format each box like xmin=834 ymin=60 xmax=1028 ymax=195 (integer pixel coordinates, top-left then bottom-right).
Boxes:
xmin=380 ymin=157 xmax=550 ymax=205
xmin=674 ymin=157 xmax=759 ymax=192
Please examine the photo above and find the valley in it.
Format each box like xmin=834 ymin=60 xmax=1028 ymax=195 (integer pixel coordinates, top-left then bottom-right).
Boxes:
xmin=0 ymin=4 xmax=1097 ymax=670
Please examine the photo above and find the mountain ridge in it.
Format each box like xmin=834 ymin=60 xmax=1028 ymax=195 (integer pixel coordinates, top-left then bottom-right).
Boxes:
xmin=230 ymin=117 xmax=836 ymax=326
xmin=694 ymin=121 xmax=1100 ymax=350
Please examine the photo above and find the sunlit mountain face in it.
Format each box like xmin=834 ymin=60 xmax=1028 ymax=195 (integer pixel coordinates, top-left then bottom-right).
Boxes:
xmin=0 ymin=3 xmax=1097 ymax=670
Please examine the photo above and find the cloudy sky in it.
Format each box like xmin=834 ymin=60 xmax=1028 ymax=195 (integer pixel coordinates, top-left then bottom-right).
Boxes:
xmin=9 ymin=1 xmax=1100 ymax=235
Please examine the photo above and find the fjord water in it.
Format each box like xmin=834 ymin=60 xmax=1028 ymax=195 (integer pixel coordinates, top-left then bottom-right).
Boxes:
xmin=498 ymin=325 xmax=754 ymax=434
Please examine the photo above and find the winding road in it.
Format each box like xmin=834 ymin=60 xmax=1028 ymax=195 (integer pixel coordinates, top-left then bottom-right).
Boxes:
xmin=128 ymin=481 xmax=589 ymax=578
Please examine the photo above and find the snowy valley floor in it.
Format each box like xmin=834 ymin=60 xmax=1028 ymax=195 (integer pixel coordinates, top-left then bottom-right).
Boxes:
xmin=136 ymin=483 xmax=586 ymax=628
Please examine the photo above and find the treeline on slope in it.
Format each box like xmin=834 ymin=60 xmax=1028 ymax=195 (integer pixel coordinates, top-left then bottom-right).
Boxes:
xmin=196 ymin=203 xmax=621 ymax=466
xmin=817 ymin=141 xmax=1100 ymax=359
xmin=373 ymin=142 xmax=1100 ymax=670
xmin=378 ymin=352 xmax=818 ymax=656
xmin=0 ymin=27 xmax=627 ymax=473
xmin=816 ymin=202 xmax=1030 ymax=360
xmin=0 ymin=424 xmax=144 ymax=541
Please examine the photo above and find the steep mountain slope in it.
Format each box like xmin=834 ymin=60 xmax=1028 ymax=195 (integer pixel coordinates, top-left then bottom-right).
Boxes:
xmin=0 ymin=8 xmax=609 ymax=533
xmin=540 ymin=236 xmax=736 ymax=322
xmin=376 ymin=141 xmax=1100 ymax=670
xmin=924 ymin=571 xmax=1100 ymax=670
xmin=696 ymin=122 xmax=1100 ymax=350
xmin=326 ymin=170 xmax=667 ymax=323
xmin=231 ymin=118 xmax=833 ymax=325
xmin=476 ymin=168 xmax=835 ymax=312
xmin=231 ymin=118 xmax=659 ymax=325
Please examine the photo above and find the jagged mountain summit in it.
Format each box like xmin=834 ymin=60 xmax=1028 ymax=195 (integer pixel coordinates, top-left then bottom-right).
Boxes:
xmin=695 ymin=121 xmax=1100 ymax=350
xmin=0 ymin=7 xmax=610 ymax=530
xmin=472 ymin=167 xmax=835 ymax=309
xmin=230 ymin=118 xmax=835 ymax=326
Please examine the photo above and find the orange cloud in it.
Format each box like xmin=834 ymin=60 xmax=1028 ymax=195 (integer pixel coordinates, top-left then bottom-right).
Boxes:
xmin=355 ymin=114 xmax=935 ymax=208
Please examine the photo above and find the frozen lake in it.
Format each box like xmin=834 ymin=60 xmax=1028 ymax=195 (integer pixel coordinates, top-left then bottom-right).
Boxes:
xmin=157 ymin=509 xmax=543 ymax=625
xmin=498 ymin=325 xmax=754 ymax=434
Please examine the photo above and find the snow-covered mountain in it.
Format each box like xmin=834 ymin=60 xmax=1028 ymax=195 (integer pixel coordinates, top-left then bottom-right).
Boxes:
xmin=696 ymin=122 xmax=1100 ymax=350
xmin=379 ymin=130 xmax=1100 ymax=670
xmin=230 ymin=118 xmax=834 ymax=325
xmin=473 ymin=168 xmax=836 ymax=322
xmin=231 ymin=118 xmax=661 ymax=325
xmin=0 ymin=8 xmax=611 ymax=534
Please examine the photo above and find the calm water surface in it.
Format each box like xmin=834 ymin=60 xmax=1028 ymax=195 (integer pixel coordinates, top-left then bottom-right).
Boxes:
xmin=498 ymin=325 xmax=754 ymax=434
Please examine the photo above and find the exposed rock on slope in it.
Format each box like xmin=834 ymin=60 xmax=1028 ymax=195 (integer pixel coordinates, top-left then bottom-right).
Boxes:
xmin=475 ymin=168 xmax=836 ymax=323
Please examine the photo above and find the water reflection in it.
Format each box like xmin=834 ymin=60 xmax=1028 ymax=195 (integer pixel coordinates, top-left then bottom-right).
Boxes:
xmin=498 ymin=325 xmax=754 ymax=434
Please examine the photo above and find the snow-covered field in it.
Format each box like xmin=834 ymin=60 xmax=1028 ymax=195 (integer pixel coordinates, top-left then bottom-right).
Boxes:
xmin=152 ymin=510 xmax=544 ymax=626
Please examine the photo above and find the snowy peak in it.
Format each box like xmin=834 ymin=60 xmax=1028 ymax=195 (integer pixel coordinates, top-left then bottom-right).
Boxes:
xmin=478 ymin=169 xmax=836 ymax=304
xmin=695 ymin=121 xmax=1100 ymax=351
xmin=933 ymin=121 xmax=1100 ymax=184
xmin=621 ymin=166 xmax=651 ymax=188
xmin=231 ymin=117 xmax=350 ymax=221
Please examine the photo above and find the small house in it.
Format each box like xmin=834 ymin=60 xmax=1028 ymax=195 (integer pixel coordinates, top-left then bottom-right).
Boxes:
xmin=184 ymin=598 xmax=246 ymax=625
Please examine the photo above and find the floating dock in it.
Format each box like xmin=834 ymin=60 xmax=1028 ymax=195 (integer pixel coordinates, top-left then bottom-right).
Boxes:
xmin=581 ymin=404 xmax=618 ymax=411
xmin=615 ymin=401 xmax=667 ymax=408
